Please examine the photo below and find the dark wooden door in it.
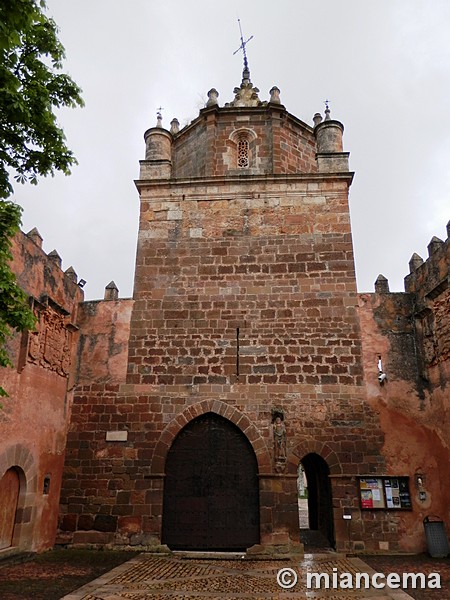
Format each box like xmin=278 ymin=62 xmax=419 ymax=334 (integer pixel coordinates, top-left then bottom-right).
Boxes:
xmin=162 ymin=413 xmax=260 ymax=550
xmin=0 ymin=468 xmax=20 ymax=550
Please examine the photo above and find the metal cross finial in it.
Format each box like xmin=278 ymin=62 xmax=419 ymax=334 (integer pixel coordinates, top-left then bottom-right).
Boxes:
xmin=324 ymin=99 xmax=330 ymax=110
xmin=233 ymin=18 xmax=253 ymax=71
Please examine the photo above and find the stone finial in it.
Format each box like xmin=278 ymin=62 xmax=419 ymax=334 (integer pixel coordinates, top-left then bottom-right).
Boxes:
xmin=104 ymin=281 xmax=119 ymax=301
xmin=170 ymin=118 xmax=180 ymax=135
xmin=324 ymin=100 xmax=331 ymax=121
xmin=47 ymin=249 xmax=62 ymax=269
xmin=427 ymin=236 xmax=444 ymax=256
xmin=229 ymin=81 xmax=261 ymax=107
xmin=374 ymin=274 xmax=389 ymax=293
xmin=206 ymin=88 xmax=219 ymax=107
xmin=269 ymin=86 xmax=281 ymax=104
xmin=26 ymin=227 xmax=43 ymax=248
xmin=65 ymin=266 xmax=78 ymax=283
xmin=409 ymin=253 xmax=424 ymax=273
xmin=156 ymin=111 xmax=163 ymax=128
xmin=313 ymin=113 xmax=323 ymax=127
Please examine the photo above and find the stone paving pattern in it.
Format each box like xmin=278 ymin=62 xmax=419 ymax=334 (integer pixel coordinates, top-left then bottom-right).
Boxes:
xmin=60 ymin=553 xmax=425 ymax=600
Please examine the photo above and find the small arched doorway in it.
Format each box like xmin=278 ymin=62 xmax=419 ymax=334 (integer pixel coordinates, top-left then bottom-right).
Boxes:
xmin=162 ymin=412 xmax=260 ymax=550
xmin=0 ymin=468 xmax=20 ymax=550
xmin=298 ymin=453 xmax=335 ymax=549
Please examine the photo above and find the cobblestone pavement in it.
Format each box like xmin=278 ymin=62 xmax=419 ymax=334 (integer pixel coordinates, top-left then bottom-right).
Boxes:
xmin=59 ymin=552 xmax=426 ymax=600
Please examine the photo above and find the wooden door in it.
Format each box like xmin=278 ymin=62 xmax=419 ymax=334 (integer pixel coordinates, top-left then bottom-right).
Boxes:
xmin=0 ymin=468 xmax=20 ymax=550
xmin=162 ymin=413 xmax=260 ymax=550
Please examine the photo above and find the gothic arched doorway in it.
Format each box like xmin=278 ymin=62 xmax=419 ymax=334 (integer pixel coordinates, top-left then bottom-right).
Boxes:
xmin=298 ymin=453 xmax=335 ymax=549
xmin=162 ymin=412 xmax=260 ymax=550
xmin=0 ymin=468 xmax=20 ymax=550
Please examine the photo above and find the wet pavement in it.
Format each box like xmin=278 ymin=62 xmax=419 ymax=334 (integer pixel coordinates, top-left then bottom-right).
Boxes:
xmin=59 ymin=551 xmax=432 ymax=600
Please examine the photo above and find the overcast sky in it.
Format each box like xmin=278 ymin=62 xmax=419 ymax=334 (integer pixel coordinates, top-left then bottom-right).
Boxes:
xmin=14 ymin=0 xmax=450 ymax=300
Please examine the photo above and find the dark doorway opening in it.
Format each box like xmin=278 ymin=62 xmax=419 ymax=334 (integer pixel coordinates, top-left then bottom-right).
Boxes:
xmin=162 ymin=412 xmax=260 ymax=551
xmin=298 ymin=453 xmax=335 ymax=550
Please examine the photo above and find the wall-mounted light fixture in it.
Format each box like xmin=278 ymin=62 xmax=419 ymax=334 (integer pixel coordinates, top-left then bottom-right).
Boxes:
xmin=377 ymin=355 xmax=387 ymax=385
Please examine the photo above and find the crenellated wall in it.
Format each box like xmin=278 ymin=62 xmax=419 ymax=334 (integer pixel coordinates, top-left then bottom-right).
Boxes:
xmin=358 ymin=221 xmax=450 ymax=552
xmin=0 ymin=228 xmax=83 ymax=553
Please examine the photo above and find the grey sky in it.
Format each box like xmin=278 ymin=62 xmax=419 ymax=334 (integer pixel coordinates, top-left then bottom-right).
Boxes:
xmin=14 ymin=0 xmax=450 ymax=300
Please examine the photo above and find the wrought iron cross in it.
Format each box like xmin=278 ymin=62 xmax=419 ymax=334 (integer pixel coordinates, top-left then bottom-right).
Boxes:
xmin=233 ymin=19 xmax=253 ymax=70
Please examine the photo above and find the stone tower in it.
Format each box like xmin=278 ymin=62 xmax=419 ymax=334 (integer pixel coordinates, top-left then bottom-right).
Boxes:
xmin=120 ymin=63 xmax=384 ymax=552
xmin=58 ymin=63 xmax=391 ymax=554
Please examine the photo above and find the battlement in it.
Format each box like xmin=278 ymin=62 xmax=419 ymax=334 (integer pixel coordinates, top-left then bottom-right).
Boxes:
xmin=11 ymin=228 xmax=84 ymax=324
xmin=404 ymin=220 xmax=449 ymax=306
xmin=361 ymin=221 xmax=449 ymax=399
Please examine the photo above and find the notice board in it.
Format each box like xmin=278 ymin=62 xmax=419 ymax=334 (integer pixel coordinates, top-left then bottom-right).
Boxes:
xmin=358 ymin=477 xmax=412 ymax=510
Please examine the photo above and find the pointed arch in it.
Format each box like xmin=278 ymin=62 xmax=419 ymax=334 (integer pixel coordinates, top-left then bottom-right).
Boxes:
xmin=288 ymin=439 xmax=342 ymax=475
xmin=161 ymin=412 xmax=260 ymax=550
xmin=150 ymin=399 xmax=271 ymax=476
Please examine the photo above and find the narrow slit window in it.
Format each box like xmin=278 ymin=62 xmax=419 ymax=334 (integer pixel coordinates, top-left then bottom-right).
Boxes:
xmin=43 ymin=476 xmax=51 ymax=495
xmin=237 ymin=139 xmax=249 ymax=168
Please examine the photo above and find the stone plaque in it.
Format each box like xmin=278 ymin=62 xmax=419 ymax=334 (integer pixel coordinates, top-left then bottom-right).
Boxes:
xmin=106 ymin=431 xmax=128 ymax=442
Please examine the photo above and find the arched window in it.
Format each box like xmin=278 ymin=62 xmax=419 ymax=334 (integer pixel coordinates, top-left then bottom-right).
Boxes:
xmin=228 ymin=128 xmax=256 ymax=172
xmin=237 ymin=138 xmax=249 ymax=168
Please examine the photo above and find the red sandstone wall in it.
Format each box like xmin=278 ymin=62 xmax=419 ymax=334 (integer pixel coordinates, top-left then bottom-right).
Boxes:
xmin=129 ymin=177 xmax=358 ymax=388
xmin=0 ymin=230 xmax=83 ymax=552
xmin=60 ymin=173 xmax=394 ymax=553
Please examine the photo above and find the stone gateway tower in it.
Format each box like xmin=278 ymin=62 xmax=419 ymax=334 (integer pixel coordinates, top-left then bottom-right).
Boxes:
xmin=50 ymin=63 xmax=449 ymax=556
xmin=131 ymin=64 xmax=372 ymax=552
xmin=60 ymin=64 xmax=386 ymax=554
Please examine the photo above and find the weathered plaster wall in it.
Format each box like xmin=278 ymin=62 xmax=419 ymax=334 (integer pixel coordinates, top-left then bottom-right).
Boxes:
xmin=75 ymin=299 xmax=133 ymax=386
xmin=358 ymin=224 xmax=449 ymax=552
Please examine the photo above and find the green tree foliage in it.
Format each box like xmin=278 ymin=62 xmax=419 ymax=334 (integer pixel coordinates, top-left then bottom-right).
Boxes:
xmin=0 ymin=201 xmax=36 ymax=397
xmin=0 ymin=0 xmax=83 ymax=396
xmin=0 ymin=0 xmax=84 ymax=196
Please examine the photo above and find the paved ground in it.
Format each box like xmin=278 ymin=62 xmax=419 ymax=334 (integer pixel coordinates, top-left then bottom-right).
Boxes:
xmin=58 ymin=552 xmax=438 ymax=600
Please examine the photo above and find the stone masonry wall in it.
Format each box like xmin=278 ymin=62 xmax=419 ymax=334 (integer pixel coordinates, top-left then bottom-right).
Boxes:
xmin=128 ymin=177 xmax=358 ymax=387
xmin=171 ymin=106 xmax=317 ymax=179
xmin=58 ymin=174 xmax=400 ymax=553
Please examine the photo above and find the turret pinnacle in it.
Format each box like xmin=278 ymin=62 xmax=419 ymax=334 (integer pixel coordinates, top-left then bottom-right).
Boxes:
xmin=227 ymin=19 xmax=261 ymax=107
